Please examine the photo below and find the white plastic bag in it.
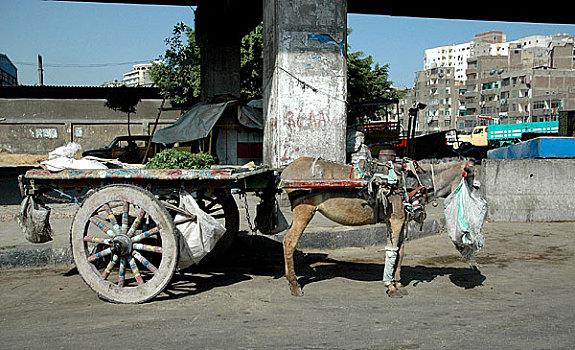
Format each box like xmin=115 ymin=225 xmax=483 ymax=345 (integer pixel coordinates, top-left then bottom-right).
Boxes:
xmin=176 ymin=191 xmax=226 ymax=269
xmin=17 ymin=196 xmax=53 ymax=243
xmin=444 ymin=177 xmax=487 ymax=258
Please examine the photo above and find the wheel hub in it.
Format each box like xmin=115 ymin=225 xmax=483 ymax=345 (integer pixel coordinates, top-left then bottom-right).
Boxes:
xmin=112 ymin=235 xmax=132 ymax=256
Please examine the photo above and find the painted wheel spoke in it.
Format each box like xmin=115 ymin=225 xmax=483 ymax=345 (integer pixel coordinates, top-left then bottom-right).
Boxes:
xmin=127 ymin=208 xmax=146 ymax=237
xmin=89 ymin=216 xmax=115 ymax=238
xmin=121 ymin=201 xmax=130 ymax=234
xmin=131 ymin=227 xmax=159 ymax=243
xmin=100 ymin=254 xmax=119 ymax=280
xmin=128 ymin=257 xmax=144 ymax=286
xmin=83 ymin=236 xmax=112 ymax=246
xmin=133 ymin=251 xmax=158 ymax=273
xmin=118 ymin=257 xmax=126 ymax=287
xmin=133 ymin=243 xmax=163 ymax=254
xmin=87 ymin=247 xmax=112 ymax=262
xmin=103 ymin=203 xmax=120 ymax=233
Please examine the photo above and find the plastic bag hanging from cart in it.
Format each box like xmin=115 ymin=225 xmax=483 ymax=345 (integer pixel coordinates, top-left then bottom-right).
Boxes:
xmin=176 ymin=190 xmax=227 ymax=269
xmin=444 ymin=177 xmax=487 ymax=258
xmin=17 ymin=195 xmax=54 ymax=243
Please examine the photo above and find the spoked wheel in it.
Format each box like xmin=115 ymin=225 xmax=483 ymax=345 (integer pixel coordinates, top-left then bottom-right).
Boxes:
xmin=71 ymin=184 xmax=178 ymax=304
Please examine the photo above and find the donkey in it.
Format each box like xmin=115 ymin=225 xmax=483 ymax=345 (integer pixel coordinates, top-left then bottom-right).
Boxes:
xmin=279 ymin=156 xmax=474 ymax=298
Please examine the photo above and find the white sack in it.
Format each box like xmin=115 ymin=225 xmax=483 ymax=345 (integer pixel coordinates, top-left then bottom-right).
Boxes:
xmin=444 ymin=177 xmax=487 ymax=258
xmin=177 ymin=191 xmax=227 ymax=269
xmin=41 ymin=157 xmax=108 ymax=171
xmin=41 ymin=142 xmax=108 ymax=171
xmin=48 ymin=142 xmax=82 ymax=159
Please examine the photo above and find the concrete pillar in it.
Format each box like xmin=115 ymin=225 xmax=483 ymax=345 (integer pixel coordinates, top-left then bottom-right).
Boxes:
xmin=195 ymin=1 xmax=260 ymax=102
xmin=200 ymin=43 xmax=241 ymax=102
xmin=263 ymin=0 xmax=348 ymax=167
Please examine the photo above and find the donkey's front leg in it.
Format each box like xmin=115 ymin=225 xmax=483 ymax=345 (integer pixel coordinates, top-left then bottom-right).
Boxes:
xmin=384 ymin=195 xmax=407 ymax=298
xmin=283 ymin=203 xmax=316 ymax=296
xmin=393 ymin=243 xmax=408 ymax=296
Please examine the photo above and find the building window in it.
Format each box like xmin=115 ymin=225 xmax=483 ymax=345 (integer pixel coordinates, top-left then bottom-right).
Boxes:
xmin=534 ymin=101 xmax=545 ymax=109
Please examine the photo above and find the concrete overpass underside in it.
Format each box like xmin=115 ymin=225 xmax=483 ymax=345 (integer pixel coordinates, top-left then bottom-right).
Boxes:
xmin=53 ymin=0 xmax=570 ymax=166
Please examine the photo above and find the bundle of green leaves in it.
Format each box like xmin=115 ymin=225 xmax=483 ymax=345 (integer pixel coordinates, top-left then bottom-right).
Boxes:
xmin=144 ymin=149 xmax=215 ymax=170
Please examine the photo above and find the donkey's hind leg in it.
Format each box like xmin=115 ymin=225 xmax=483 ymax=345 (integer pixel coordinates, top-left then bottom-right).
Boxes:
xmin=283 ymin=203 xmax=316 ymax=296
xmin=384 ymin=194 xmax=407 ymax=298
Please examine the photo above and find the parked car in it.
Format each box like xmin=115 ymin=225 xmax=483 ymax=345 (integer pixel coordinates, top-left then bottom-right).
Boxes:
xmin=82 ymin=135 xmax=164 ymax=162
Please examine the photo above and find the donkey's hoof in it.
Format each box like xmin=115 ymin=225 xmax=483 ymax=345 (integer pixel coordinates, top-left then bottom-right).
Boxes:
xmin=386 ymin=287 xmax=404 ymax=298
xmin=290 ymin=282 xmax=304 ymax=297
xmin=397 ymin=287 xmax=409 ymax=296
xmin=394 ymin=282 xmax=409 ymax=296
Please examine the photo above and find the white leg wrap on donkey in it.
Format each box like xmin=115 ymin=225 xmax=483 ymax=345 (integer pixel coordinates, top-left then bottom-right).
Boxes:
xmin=383 ymin=246 xmax=399 ymax=285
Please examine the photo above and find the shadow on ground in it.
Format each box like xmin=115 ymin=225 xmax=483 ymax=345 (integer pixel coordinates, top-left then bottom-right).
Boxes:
xmin=61 ymin=234 xmax=485 ymax=302
xmin=168 ymin=235 xmax=485 ymax=300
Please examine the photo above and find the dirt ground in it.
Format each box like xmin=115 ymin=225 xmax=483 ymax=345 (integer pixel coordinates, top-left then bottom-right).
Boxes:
xmin=0 ymin=152 xmax=47 ymax=166
xmin=1 ymin=221 xmax=574 ymax=349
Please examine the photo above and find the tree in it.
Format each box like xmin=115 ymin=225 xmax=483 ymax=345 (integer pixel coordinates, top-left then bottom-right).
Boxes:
xmin=150 ymin=23 xmax=263 ymax=105
xmin=149 ymin=22 xmax=201 ymax=106
xmin=346 ymin=48 xmax=405 ymax=125
xmin=240 ymin=24 xmax=264 ymax=100
xmin=104 ymin=86 xmax=142 ymax=162
xmin=151 ymin=23 xmax=401 ymax=124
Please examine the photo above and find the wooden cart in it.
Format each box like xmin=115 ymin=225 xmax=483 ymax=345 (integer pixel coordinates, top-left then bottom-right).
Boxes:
xmin=19 ymin=166 xmax=277 ymax=303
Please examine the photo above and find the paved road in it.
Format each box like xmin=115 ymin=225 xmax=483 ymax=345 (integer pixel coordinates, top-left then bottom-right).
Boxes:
xmin=1 ymin=221 xmax=574 ymax=349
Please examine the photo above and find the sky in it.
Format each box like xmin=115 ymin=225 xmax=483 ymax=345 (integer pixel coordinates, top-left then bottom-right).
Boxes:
xmin=2 ymin=0 xmax=575 ymax=88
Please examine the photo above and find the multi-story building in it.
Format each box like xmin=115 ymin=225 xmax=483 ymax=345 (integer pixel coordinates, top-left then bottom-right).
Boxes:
xmin=0 ymin=54 xmax=18 ymax=86
xmin=407 ymin=32 xmax=575 ymax=134
xmin=122 ymin=63 xmax=155 ymax=87
xmin=411 ymin=66 xmax=462 ymax=135
xmin=461 ymin=55 xmax=508 ymax=128
xmin=462 ymin=34 xmax=575 ymax=130
xmin=424 ymin=31 xmax=511 ymax=82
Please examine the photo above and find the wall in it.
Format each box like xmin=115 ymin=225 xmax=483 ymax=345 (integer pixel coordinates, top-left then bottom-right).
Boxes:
xmin=482 ymin=158 xmax=575 ymax=222
xmin=0 ymin=98 xmax=181 ymax=154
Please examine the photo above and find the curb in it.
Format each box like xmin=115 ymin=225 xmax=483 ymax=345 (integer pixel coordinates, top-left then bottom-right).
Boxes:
xmin=0 ymin=247 xmax=73 ymax=269
xmin=0 ymin=219 xmax=443 ymax=270
xmin=266 ymin=218 xmax=443 ymax=249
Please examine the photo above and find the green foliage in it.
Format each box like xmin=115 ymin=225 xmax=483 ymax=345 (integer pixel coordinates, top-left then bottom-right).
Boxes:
xmin=151 ymin=23 xmax=402 ymax=124
xmin=104 ymin=86 xmax=141 ymax=114
xmin=149 ymin=23 xmax=201 ymax=106
xmin=150 ymin=22 xmax=263 ymax=105
xmin=240 ymin=24 xmax=264 ymax=100
xmin=144 ymin=149 xmax=215 ymax=169
xmin=346 ymin=50 xmax=404 ymax=125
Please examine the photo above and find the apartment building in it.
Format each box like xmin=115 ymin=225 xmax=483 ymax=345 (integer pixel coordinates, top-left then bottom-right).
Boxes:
xmin=407 ymin=32 xmax=575 ymax=134
xmin=411 ymin=66 xmax=462 ymax=135
xmin=462 ymin=35 xmax=575 ymax=130
xmin=0 ymin=54 xmax=18 ymax=86
xmin=424 ymin=31 xmax=510 ymax=82
xmin=122 ymin=63 xmax=155 ymax=87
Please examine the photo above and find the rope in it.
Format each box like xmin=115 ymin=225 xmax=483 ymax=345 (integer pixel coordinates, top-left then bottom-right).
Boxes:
xmin=47 ymin=187 xmax=81 ymax=206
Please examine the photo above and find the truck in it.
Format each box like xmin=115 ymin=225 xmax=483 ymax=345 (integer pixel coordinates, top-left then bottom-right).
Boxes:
xmin=451 ymin=120 xmax=559 ymax=150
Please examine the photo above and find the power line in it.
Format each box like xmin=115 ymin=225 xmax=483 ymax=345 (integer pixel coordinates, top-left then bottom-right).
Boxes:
xmin=13 ymin=60 xmax=152 ymax=68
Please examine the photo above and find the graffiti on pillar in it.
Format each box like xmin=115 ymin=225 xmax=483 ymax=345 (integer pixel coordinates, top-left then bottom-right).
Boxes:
xmin=283 ymin=109 xmax=331 ymax=131
xmin=307 ymin=33 xmax=345 ymax=55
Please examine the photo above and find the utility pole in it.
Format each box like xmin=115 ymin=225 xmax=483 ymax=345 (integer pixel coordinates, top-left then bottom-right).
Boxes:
xmin=37 ymin=55 xmax=44 ymax=86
